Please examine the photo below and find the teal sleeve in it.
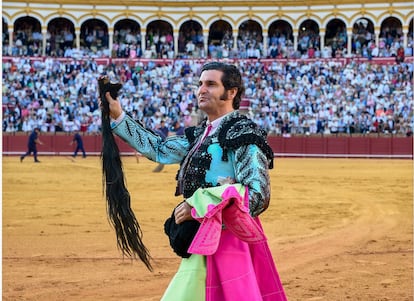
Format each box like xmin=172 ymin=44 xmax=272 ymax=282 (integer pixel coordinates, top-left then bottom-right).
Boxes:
xmin=112 ymin=114 xmax=190 ymax=164
xmin=234 ymin=144 xmax=271 ymax=217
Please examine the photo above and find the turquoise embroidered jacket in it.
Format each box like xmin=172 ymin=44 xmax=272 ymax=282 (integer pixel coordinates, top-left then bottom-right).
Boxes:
xmin=112 ymin=111 xmax=274 ymax=217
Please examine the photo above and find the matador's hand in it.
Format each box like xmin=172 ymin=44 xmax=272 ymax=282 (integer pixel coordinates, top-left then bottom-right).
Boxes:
xmin=98 ymin=92 xmax=123 ymax=120
xmin=97 ymin=75 xmax=123 ymax=120
xmin=104 ymin=91 xmax=124 ymax=120
xmin=174 ymin=201 xmax=193 ymax=224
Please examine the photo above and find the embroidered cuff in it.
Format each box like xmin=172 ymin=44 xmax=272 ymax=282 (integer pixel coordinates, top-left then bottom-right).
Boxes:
xmin=110 ymin=111 xmax=126 ymax=129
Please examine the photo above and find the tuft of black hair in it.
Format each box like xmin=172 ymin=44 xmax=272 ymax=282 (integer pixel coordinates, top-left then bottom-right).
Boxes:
xmin=98 ymin=76 xmax=152 ymax=271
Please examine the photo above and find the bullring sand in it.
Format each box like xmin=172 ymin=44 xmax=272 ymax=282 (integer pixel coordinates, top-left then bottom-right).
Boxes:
xmin=2 ymin=156 xmax=413 ymax=300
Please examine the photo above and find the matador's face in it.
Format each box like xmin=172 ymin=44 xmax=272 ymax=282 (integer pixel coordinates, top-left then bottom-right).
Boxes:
xmin=197 ymin=70 xmax=235 ymax=120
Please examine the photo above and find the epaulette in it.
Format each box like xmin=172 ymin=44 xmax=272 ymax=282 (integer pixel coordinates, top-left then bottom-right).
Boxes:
xmin=217 ymin=114 xmax=274 ymax=169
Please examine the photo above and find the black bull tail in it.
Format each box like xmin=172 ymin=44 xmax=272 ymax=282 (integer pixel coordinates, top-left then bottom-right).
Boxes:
xmin=98 ymin=76 xmax=152 ymax=271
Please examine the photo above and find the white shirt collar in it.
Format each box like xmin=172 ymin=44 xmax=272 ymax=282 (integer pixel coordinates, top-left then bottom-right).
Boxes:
xmin=207 ymin=111 xmax=234 ymax=136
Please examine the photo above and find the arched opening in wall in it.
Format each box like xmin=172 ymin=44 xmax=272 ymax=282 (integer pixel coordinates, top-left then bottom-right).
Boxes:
xmin=47 ymin=17 xmax=75 ymax=57
xmin=297 ymin=19 xmax=320 ymax=57
xmin=238 ymin=20 xmax=263 ymax=59
xmin=408 ymin=18 xmax=414 ymax=56
xmin=352 ymin=18 xmax=375 ymax=56
xmin=113 ymin=19 xmax=141 ymax=58
xmin=178 ymin=20 xmax=203 ymax=58
xmin=379 ymin=17 xmax=403 ymax=56
xmin=13 ymin=16 xmax=42 ymax=57
xmin=80 ymin=19 xmax=108 ymax=55
xmin=268 ymin=20 xmax=293 ymax=58
xmin=3 ymin=18 xmax=9 ymax=55
xmin=325 ymin=18 xmax=347 ymax=58
xmin=208 ymin=20 xmax=232 ymax=58
xmin=146 ymin=20 xmax=174 ymax=59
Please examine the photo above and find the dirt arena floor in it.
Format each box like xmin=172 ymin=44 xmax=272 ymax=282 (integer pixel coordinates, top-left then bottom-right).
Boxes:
xmin=2 ymin=156 xmax=413 ymax=301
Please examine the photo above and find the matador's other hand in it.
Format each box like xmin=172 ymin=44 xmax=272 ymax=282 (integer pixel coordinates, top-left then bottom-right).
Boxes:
xmin=174 ymin=201 xmax=193 ymax=224
xmin=104 ymin=91 xmax=124 ymax=120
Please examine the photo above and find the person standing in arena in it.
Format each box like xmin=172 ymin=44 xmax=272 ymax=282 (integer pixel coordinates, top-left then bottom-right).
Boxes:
xmin=102 ymin=62 xmax=287 ymax=300
xmin=20 ymin=127 xmax=43 ymax=163
xmin=70 ymin=130 xmax=87 ymax=158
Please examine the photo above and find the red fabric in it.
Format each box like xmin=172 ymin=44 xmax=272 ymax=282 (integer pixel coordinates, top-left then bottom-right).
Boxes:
xmin=206 ymin=228 xmax=287 ymax=301
xmin=188 ymin=188 xmax=265 ymax=256
xmin=189 ymin=186 xmax=288 ymax=301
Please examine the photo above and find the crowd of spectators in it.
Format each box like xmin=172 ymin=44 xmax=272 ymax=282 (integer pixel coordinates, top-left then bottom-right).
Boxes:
xmin=3 ymin=22 xmax=413 ymax=61
xmin=2 ymin=56 xmax=413 ymax=137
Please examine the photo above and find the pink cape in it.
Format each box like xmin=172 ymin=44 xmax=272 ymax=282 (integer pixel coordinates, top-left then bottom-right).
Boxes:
xmin=189 ymin=186 xmax=288 ymax=301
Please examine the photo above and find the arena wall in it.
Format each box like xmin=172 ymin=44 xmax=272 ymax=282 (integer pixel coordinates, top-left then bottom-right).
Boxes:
xmin=3 ymin=134 xmax=413 ymax=159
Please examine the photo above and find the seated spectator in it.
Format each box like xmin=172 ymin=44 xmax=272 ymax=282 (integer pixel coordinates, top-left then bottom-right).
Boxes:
xmin=1 ymin=55 xmax=413 ymax=138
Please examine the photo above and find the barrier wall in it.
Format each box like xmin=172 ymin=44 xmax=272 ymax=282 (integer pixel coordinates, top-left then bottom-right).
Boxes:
xmin=267 ymin=136 xmax=413 ymax=158
xmin=3 ymin=133 xmax=413 ymax=159
xmin=3 ymin=56 xmax=413 ymax=67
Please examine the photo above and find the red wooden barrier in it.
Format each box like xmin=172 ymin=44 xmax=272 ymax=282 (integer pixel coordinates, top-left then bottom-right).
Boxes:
xmin=3 ymin=133 xmax=413 ymax=159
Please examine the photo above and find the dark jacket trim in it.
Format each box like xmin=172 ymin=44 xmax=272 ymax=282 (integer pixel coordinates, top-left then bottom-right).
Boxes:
xmin=217 ymin=114 xmax=274 ymax=169
xmin=176 ymin=112 xmax=274 ymax=198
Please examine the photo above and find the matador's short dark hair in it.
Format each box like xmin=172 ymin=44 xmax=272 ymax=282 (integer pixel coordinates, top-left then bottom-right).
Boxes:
xmin=200 ymin=62 xmax=245 ymax=109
